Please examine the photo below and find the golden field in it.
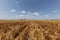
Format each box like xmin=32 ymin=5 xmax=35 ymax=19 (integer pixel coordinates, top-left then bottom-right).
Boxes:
xmin=0 ymin=20 xmax=60 ymax=40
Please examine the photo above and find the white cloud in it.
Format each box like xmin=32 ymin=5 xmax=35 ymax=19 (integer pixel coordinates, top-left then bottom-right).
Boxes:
xmin=11 ymin=9 xmax=16 ymax=13
xmin=27 ymin=12 xmax=34 ymax=16
xmin=21 ymin=10 xmax=26 ymax=13
xmin=33 ymin=12 xmax=40 ymax=16
xmin=45 ymin=15 xmax=49 ymax=17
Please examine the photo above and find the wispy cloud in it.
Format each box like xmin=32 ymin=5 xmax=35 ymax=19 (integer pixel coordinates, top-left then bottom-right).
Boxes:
xmin=33 ymin=12 xmax=40 ymax=16
xmin=21 ymin=10 xmax=26 ymax=13
xmin=11 ymin=9 xmax=16 ymax=13
xmin=45 ymin=15 xmax=49 ymax=17
xmin=52 ymin=10 xmax=56 ymax=13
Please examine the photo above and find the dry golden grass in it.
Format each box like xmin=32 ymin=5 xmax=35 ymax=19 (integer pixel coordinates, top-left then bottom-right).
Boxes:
xmin=0 ymin=20 xmax=60 ymax=40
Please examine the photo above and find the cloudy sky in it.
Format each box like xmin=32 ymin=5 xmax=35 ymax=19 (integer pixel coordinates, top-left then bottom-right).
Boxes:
xmin=0 ymin=0 xmax=60 ymax=20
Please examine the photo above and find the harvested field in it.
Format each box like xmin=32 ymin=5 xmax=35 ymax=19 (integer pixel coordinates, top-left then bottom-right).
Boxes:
xmin=0 ymin=20 xmax=60 ymax=40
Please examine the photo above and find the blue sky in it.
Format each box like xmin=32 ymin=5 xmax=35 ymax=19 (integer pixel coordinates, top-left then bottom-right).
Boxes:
xmin=0 ymin=0 xmax=60 ymax=20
